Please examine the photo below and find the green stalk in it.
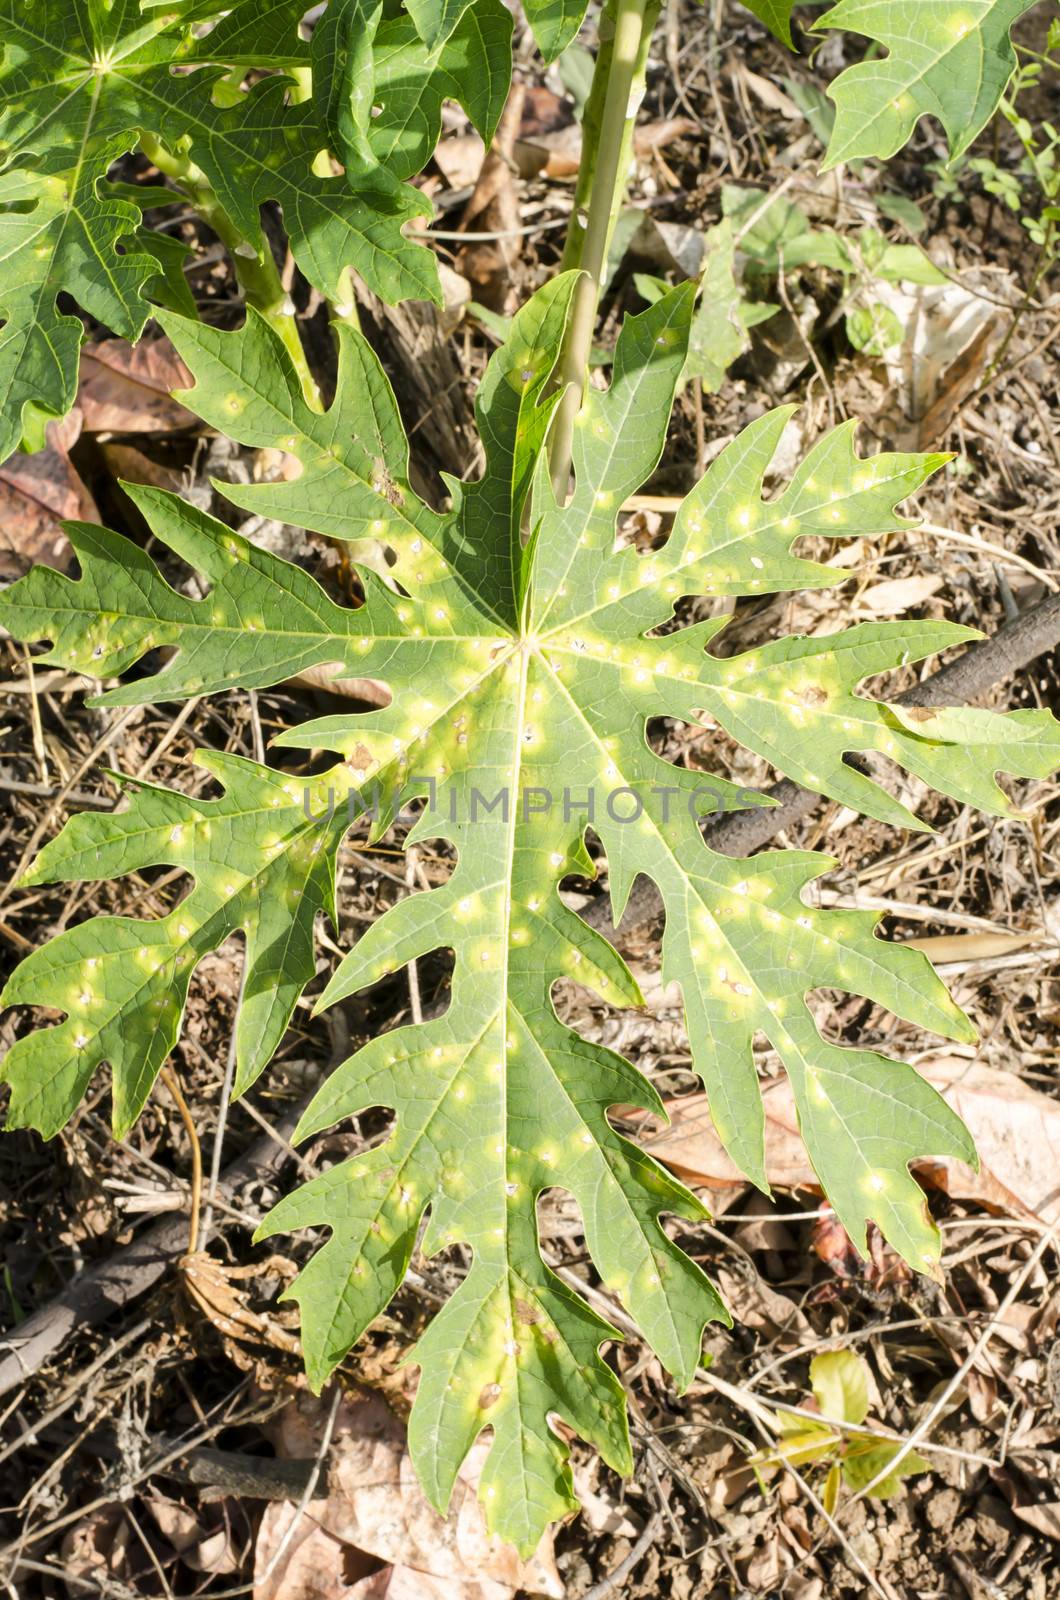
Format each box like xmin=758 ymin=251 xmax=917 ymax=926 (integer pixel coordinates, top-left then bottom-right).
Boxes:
xmin=548 ymin=0 xmax=661 ymax=495
xmin=138 ymin=132 xmax=322 ymax=409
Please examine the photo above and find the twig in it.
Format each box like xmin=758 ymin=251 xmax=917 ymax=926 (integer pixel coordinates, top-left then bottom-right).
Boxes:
xmin=198 ymin=953 xmax=248 ymax=1250
xmin=159 ymin=1066 xmax=203 ymax=1257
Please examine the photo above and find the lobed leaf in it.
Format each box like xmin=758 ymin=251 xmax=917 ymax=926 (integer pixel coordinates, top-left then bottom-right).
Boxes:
xmin=0 ymin=147 xmax=158 ymax=459
xmin=316 ymin=0 xmax=512 ymax=181
xmin=817 ymin=0 xmax=1038 ymax=167
xmin=4 ymin=282 xmax=1058 ymax=1553
xmin=0 ymin=0 xmax=461 ymax=457
xmin=1 ymin=754 xmax=349 ymax=1137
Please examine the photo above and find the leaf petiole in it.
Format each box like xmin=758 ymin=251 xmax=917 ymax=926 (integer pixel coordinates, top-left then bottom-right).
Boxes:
xmin=548 ymin=0 xmax=661 ymax=494
xmin=137 ymin=131 xmax=322 ymax=410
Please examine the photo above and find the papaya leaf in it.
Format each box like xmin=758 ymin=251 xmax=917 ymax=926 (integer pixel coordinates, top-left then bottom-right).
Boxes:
xmin=1 ymin=754 xmax=349 ymax=1138
xmin=315 ymin=0 xmax=512 ymax=181
xmin=0 ymin=145 xmax=159 ymax=462
xmin=407 ymin=0 xmax=586 ymax=59
xmin=4 ymin=282 xmax=1059 ymax=1552
xmin=0 ymin=0 xmax=441 ymax=460
xmin=817 ymin=0 xmax=1038 ymax=167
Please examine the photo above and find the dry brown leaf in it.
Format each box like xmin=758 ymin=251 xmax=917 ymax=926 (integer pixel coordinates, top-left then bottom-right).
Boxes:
xmin=1012 ymin=1500 xmax=1060 ymax=1540
xmin=99 ymin=439 xmax=187 ymax=494
xmin=515 ymin=116 xmax=697 ymax=181
xmin=856 ymin=574 xmax=945 ymax=615
xmin=642 ymin=1058 xmax=1060 ymax=1224
xmin=254 ymin=1388 xmax=563 ymax=1600
xmin=78 ymin=337 xmax=195 ymax=434
xmin=904 ymin=930 xmax=1044 ymax=964
xmin=0 ymin=411 xmax=96 ymax=580
xmin=255 ymin=1509 xmax=379 ymax=1600
xmin=59 ymin=1507 xmax=133 ymax=1594
xmin=146 ymin=1494 xmax=241 ymax=1575
xmin=731 ymin=65 xmax=800 ymax=118
xmin=433 ymin=132 xmax=486 ymax=191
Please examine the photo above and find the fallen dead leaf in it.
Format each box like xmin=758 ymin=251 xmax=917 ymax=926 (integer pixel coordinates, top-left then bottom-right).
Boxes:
xmin=433 ymin=131 xmax=486 ymax=191
xmin=99 ymin=439 xmax=187 ymax=494
xmin=146 ymin=1493 xmax=241 ymax=1575
xmin=641 ymin=1058 xmax=1060 ymax=1225
xmin=856 ymin=573 xmax=945 ymax=616
xmin=59 ymin=1506 xmax=133 ymax=1594
xmin=1011 ymin=1500 xmax=1060 ymax=1540
xmin=78 ymin=337 xmax=195 ymax=434
xmin=515 ymin=116 xmax=697 ymax=181
xmin=871 ymin=275 xmax=1003 ymax=448
xmin=0 ymin=411 xmax=96 ymax=580
xmin=903 ymin=930 xmax=1046 ymax=964
xmin=254 ymin=1387 xmax=563 ymax=1600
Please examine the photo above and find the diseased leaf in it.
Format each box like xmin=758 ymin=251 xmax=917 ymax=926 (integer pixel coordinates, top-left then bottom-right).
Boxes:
xmin=1 ymin=754 xmax=348 ymax=1137
xmin=318 ymin=0 xmax=513 ymax=180
xmin=0 ymin=0 xmax=443 ymax=457
xmin=0 ymin=149 xmax=158 ymax=461
xmin=817 ymin=0 xmax=1038 ymax=167
xmin=4 ymin=282 xmax=1059 ymax=1554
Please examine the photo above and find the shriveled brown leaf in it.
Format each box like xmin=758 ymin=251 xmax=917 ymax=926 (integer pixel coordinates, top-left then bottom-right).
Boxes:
xmin=515 ymin=116 xmax=697 ymax=181
xmin=856 ymin=573 xmax=945 ymax=615
xmin=0 ymin=411 xmax=95 ymax=580
xmin=433 ymin=132 xmax=486 ymax=191
xmin=146 ymin=1493 xmax=241 ymax=1575
xmin=255 ymin=1509 xmax=379 ymax=1600
xmin=254 ymin=1388 xmax=563 ymax=1600
xmin=78 ymin=337 xmax=195 ymax=434
xmin=59 ymin=1506 xmax=133 ymax=1593
xmin=1012 ymin=1500 xmax=1060 ymax=1539
xmin=643 ymin=1059 xmax=1060 ymax=1224
xmin=902 ymin=930 xmax=1044 ymax=963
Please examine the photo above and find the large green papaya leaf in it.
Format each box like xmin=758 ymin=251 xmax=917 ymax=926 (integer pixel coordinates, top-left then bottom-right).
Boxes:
xmin=4 ymin=284 xmax=1058 ymax=1552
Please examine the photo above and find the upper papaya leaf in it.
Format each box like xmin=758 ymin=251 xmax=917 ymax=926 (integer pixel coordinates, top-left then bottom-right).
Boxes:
xmin=0 ymin=0 xmax=443 ymax=460
xmin=135 ymin=71 xmax=439 ymax=309
xmin=315 ymin=0 xmax=512 ymax=181
xmin=4 ymin=281 xmax=1059 ymax=1552
xmin=407 ymin=0 xmax=585 ymax=60
xmin=522 ymin=0 xmax=591 ymax=61
xmin=0 ymin=144 xmax=159 ymax=462
xmin=817 ymin=0 xmax=1038 ymax=167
